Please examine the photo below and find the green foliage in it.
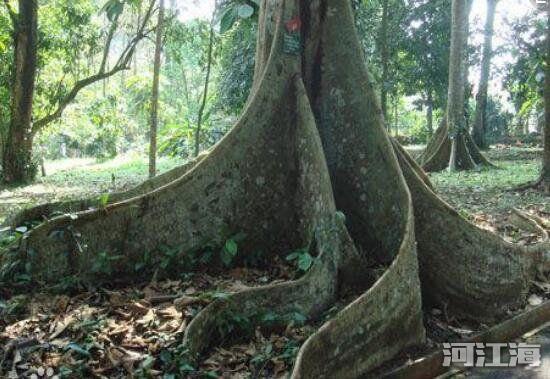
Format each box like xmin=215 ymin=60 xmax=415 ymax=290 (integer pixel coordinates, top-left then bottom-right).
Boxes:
xmin=217 ymin=21 xmax=256 ymax=115
xmin=221 ymin=238 xmax=238 ymax=266
xmin=0 ymin=295 xmax=28 ymax=319
xmin=217 ymin=0 xmax=260 ymax=34
xmin=91 ymin=251 xmax=123 ymax=276
xmin=503 ymin=9 xmax=545 ymax=130
xmin=158 ymin=344 xmax=196 ymax=377
xmin=286 ymin=248 xmax=314 ymax=273
xmin=101 ymin=0 xmax=125 ymax=21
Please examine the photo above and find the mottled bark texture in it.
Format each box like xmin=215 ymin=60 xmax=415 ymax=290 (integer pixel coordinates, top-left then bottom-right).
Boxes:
xmin=1 ymin=1 xmax=548 ymax=377
xmin=472 ymin=0 xmax=497 ymax=150
xmin=421 ymin=0 xmax=493 ymax=172
xmin=148 ymin=0 xmax=164 ymax=178
xmin=544 ymin=3 xmax=550 ymax=192
xmin=2 ymin=0 xmax=38 ymax=183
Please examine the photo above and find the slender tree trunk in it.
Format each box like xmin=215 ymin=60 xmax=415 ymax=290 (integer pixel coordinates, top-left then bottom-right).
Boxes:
xmin=472 ymin=0 xmax=497 ymax=149
xmin=149 ymin=0 xmax=165 ymax=178
xmin=447 ymin=0 xmax=470 ymax=172
xmin=394 ymin=96 xmax=398 ymax=137
xmin=542 ymin=4 xmax=550 ymax=192
xmin=426 ymin=90 xmax=433 ymax=136
xmin=133 ymin=4 xmax=142 ymax=76
xmin=194 ymin=25 xmax=214 ymax=157
xmin=379 ymin=0 xmax=389 ymax=125
xmin=2 ymin=0 xmax=38 ymax=184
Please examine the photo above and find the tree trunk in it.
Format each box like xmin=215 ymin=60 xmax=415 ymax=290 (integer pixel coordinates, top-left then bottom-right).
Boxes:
xmin=379 ymin=0 xmax=389 ymax=126
xmin=2 ymin=1 xmax=547 ymax=377
xmin=446 ymin=0 xmax=469 ymax=172
xmin=421 ymin=0 xmax=493 ymax=172
xmin=426 ymin=90 xmax=433 ymax=136
xmin=2 ymin=0 xmax=38 ymax=184
xmin=542 ymin=3 xmax=550 ymax=192
xmin=149 ymin=0 xmax=164 ymax=178
xmin=194 ymin=25 xmax=214 ymax=157
xmin=472 ymin=0 xmax=497 ymax=149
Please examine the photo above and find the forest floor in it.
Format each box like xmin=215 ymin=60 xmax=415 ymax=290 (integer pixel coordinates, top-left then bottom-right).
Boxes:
xmin=0 ymin=145 xmax=548 ymax=378
xmin=0 ymin=155 xmax=184 ymax=225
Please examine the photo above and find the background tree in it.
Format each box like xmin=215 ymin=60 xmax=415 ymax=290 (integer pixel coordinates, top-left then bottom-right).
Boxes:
xmin=513 ymin=2 xmax=550 ymax=193
xmin=194 ymin=23 xmax=214 ymax=157
xmin=504 ymin=9 xmax=546 ymax=136
xmin=149 ymin=0 xmax=164 ymax=178
xmin=0 ymin=0 xmax=155 ymax=184
xmin=472 ymin=0 xmax=498 ymax=149
xmin=421 ymin=0 xmax=493 ymax=172
xmin=1 ymin=0 xmax=38 ymax=184
xmin=401 ymin=0 xmax=451 ymax=136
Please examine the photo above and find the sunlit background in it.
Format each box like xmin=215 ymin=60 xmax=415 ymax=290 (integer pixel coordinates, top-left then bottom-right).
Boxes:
xmin=177 ymin=0 xmax=542 ymax=111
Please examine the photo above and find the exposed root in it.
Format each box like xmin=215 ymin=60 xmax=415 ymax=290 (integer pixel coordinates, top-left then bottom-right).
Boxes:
xmin=421 ymin=120 xmax=495 ymax=172
xmin=511 ymin=208 xmax=549 ymax=242
xmin=183 ymin=217 xmax=344 ymax=362
xmin=390 ymin=138 xmax=433 ymax=190
xmin=509 ymin=177 xmax=550 ymax=194
xmin=291 ymin=214 xmax=424 ymax=379
xmin=2 ymin=0 xmax=548 ymax=377
xmin=396 ymin=140 xmax=540 ymax=320
xmin=380 ymin=300 xmax=550 ymax=379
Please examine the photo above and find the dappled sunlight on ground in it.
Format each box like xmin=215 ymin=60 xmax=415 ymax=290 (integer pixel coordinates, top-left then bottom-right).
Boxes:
xmin=0 ymin=155 xmax=184 ymax=224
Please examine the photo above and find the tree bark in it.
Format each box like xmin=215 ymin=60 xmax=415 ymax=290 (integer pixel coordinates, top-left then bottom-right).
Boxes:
xmin=447 ymin=0 xmax=469 ymax=172
xmin=426 ymin=90 xmax=433 ymax=136
xmin=2 ymin=1 xmax=547 ymax=377
xmin=194 ymin=25 xmax=214 ymax=157
xmin=542 ymin=3 xmax=550 ymax=192
xmin=472 ymin=0 xmax=497 ymax=149
xmin=1 ymin=0 xmax=155 ymax=184
xmin=421 ymin=0 xmax=493 ymax=172
xmin=379 ymin=0 xmax=389 ymax=124
xmin=2 ymin=0 xmax=38 ymax=184
xmin=149 ymin=0 xmax=165 ymax=178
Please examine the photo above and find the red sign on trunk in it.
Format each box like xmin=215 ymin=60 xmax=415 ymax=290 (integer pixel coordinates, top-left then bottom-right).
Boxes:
xmin=285 ymin=17 xmax=301 ymax=33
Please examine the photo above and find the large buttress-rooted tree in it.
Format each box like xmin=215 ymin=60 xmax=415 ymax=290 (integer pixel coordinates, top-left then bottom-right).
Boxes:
xmin=421 ymin=0 xmax=493 ymax=172
xmin=2 ymin=1 xmax=548 ymax=377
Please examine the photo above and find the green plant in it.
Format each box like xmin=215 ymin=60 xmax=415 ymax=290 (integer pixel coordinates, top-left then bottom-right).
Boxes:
xmin=0 ymin=295 xmax=28 ymax=319
xmin=159 ymin=344 xmax=196 ymax=377
xmin=250 ymin=342 xmax=273 ymax=367
xmin=98 ymin=193 xmax=110 ymax=208
xmin=91 ymin=251 xmax=123 ymax=276
xmin=219 ymin=233 xmax=246 ymax=267
xmin=220 ymin=238 xmax=238 ymax=266
xmin=280 ymin=339 xmax=301 ymax=365
xmin=286 ymin=248 xmax=314 ymax=273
